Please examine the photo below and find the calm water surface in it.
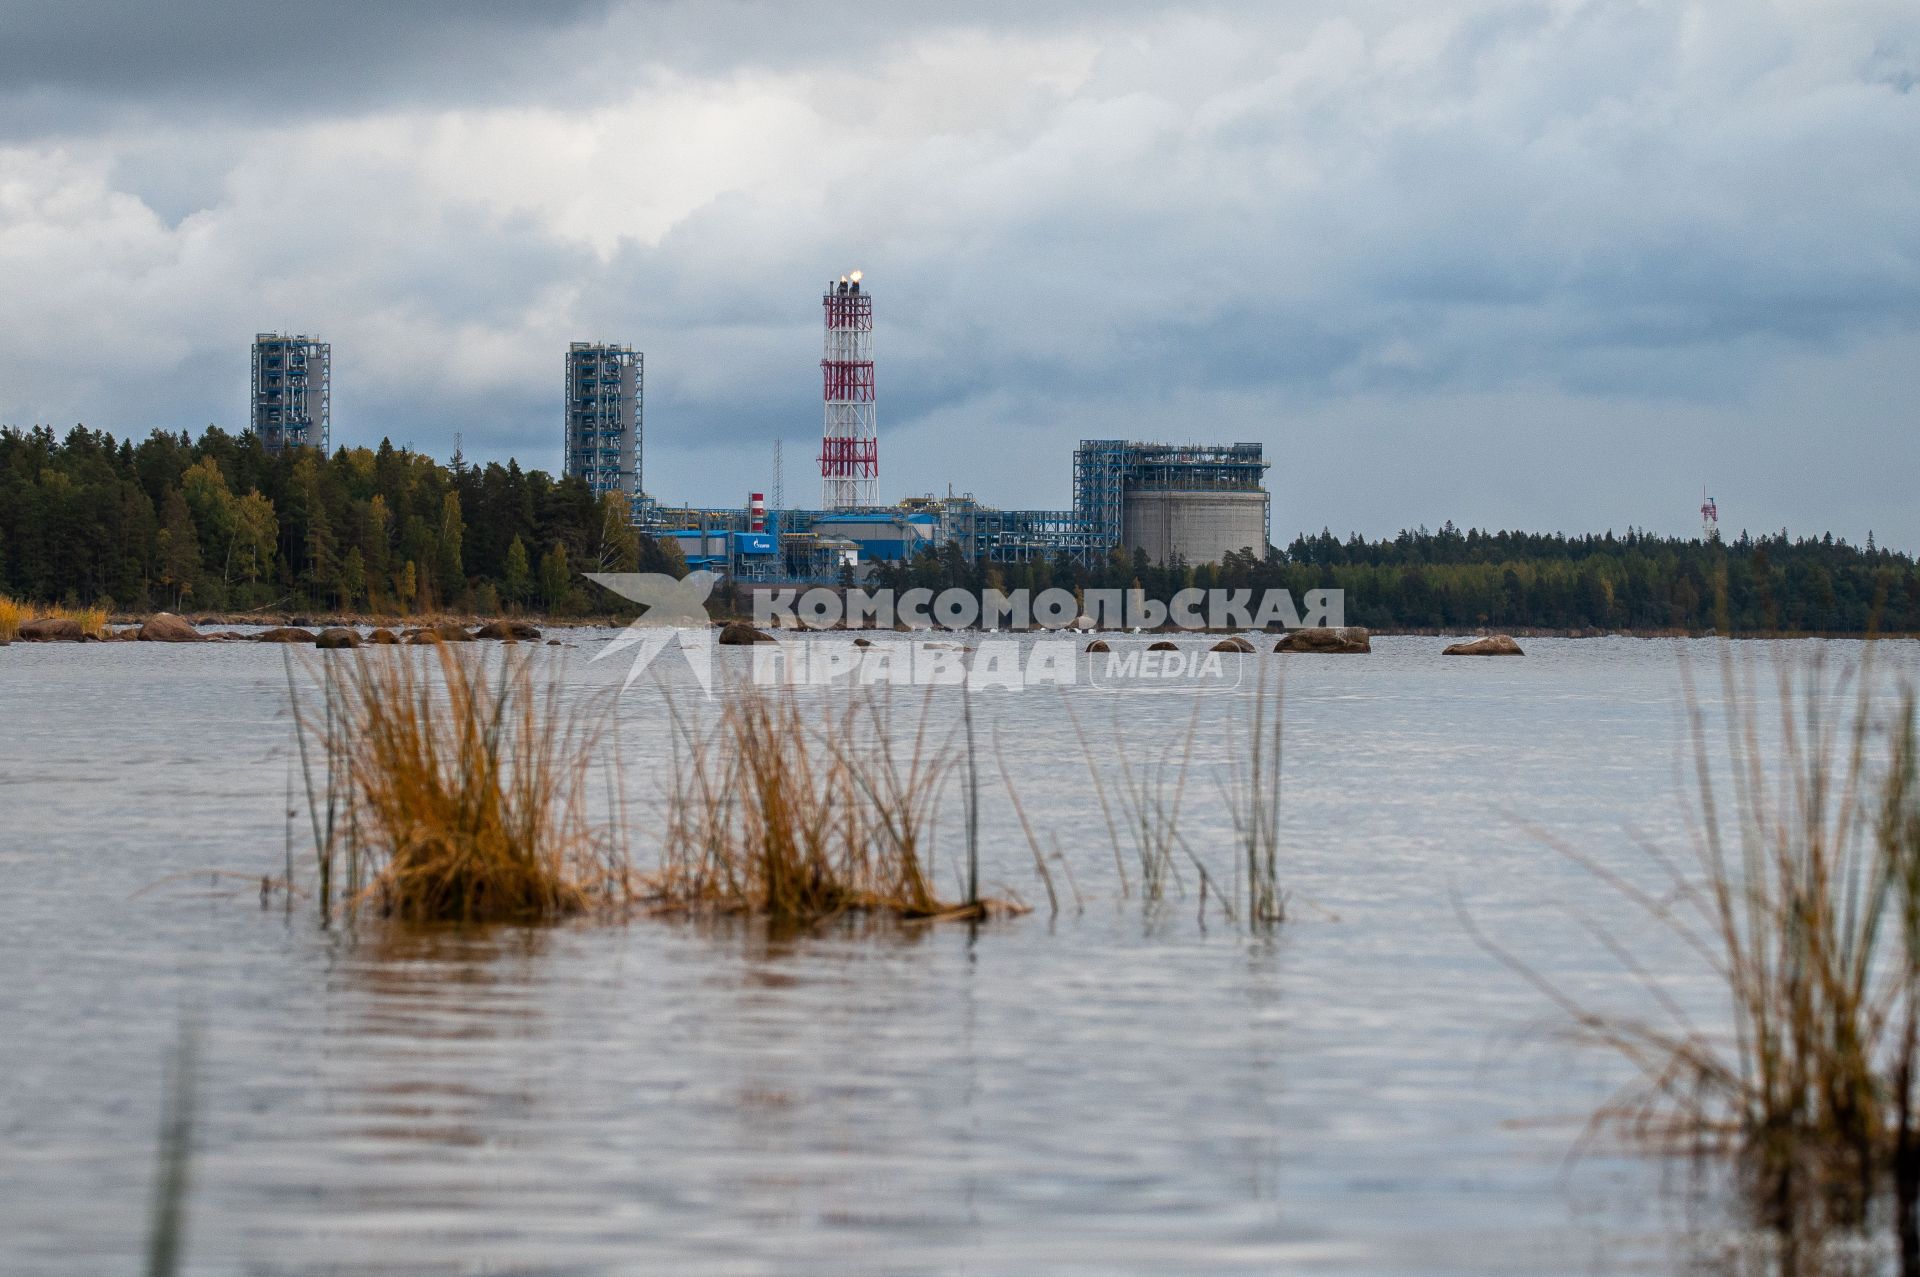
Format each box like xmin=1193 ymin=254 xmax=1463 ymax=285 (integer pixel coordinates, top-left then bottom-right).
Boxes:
xmin=4 ymin=632 xmax=1916 ymax=1275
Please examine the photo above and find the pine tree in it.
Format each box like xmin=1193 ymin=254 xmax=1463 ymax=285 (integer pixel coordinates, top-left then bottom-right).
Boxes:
xmin=437 ymin=491 xmax=465 ymax=604
xmin=156 ymin=488 xmax=201 ymax=608
xmin=503 ymin=535 xmax=531 ymax=608
xmin=342 ymin=546 xmax=367 ymax=609
xmin=539 ymin=542 xmax=571 ymax=612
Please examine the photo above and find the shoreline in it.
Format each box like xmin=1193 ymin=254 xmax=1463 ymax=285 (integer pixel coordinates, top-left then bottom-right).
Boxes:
xmin=3 ymin=609 xmax=1912 ymax=647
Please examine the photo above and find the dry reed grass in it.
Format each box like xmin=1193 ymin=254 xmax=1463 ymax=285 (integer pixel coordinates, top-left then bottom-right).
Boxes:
xmin=0 ymin=595 xmax=107 ymax=640
xmin=291 ymin=643 xmax=629 ymax=925
xmin=650 ymin=681 xmax=1022 ymax=924
xmin=1063 ymin=667 xmax=1288 ymax=927
xmin=1467 ymin=648 xmax=1920 ymax=1248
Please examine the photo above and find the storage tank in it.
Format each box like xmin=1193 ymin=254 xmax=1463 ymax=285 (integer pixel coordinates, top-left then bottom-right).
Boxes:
xmin=1122 ymin=489 xmax=1268 ymax=565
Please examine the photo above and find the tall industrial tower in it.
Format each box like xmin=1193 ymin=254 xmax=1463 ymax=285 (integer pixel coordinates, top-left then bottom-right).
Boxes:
xmin=564 ymin=342 xmax=643 ymax=502
xmin=251 ymin=333 xmax=331 ymax=454
xmin=819 ymin=272 xmax=876 ymax=509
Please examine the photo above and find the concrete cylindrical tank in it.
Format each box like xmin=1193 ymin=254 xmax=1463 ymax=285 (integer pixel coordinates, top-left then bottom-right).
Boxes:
xmin=1122 ymin=490 xmax=1267 ymax=565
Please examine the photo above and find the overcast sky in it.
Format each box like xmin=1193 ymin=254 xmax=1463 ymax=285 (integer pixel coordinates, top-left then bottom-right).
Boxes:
xmin=1 ymin=0 xmax=1914 ymax=545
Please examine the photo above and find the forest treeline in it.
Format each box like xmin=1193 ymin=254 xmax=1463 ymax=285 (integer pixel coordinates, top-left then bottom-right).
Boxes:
xmin=6 ymin=424 xmax=1916 ymax=633
xmin=0 ymin=425 xmax=683 ymax=615
xmin=870 ymin=525 xmax=1920 ymax=635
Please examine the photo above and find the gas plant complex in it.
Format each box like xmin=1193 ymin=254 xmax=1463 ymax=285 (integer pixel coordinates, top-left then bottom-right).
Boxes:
xmin=260 ymin=272 xmax=1272 ymax=586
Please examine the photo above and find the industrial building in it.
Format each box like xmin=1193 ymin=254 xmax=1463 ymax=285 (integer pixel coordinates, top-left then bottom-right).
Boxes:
xmin=642 ymin=440 xmax=1269 ymax=581
xmin=251 ymin=333 xmax=330 ymax=454
xmin=564 ymin=342 xmax=643 ymax=502
xmin=1074 ymin=439 xmax=1270 ymax=566
xmin=629 ymin=273 xmax=1271 ymax=580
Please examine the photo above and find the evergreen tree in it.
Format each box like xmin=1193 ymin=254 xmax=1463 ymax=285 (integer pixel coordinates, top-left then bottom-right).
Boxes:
xmin=539 ymin=542 xmax=571 ymax=612
xmin=155 ymin=488 xmax=201 ymax=608
xmin=503 ymin=536 xmax=531 ymax=608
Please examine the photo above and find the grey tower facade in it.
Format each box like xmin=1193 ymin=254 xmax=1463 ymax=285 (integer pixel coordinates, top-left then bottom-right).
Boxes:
xmin=251 ymin=333 xmax=331 ymax=454
xmin=564 ymin=342 xmax=642 ymax=501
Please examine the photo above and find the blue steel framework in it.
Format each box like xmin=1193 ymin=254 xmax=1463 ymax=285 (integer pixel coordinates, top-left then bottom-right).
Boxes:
xmin=1072 ymin=439 xmax=1270 ymax=559
xmin=565 ymin=343 xmax=643 ymax=503
xmin=637 ymin=440 xmax=1269 ymax=575
xmin=251 ymin=333 xmax=331 ymax=454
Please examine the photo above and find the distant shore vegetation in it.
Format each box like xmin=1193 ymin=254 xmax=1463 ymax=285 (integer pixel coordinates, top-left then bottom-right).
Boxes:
xmin=3 ymin=424 xmax=1916 ymax=635
xmin=0 ymin=425 xmax=684 ymax=617
xmin=878 ymin=525 xmax=1920 ymax=637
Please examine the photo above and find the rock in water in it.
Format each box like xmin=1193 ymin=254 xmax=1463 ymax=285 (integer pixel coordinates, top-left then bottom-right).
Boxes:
xmin=1442 ymin=635 xmax=1524 ymax=656
xmin=19 ymin=618 xmax=85 ymax=641
xmin=473 ymin=619 xmax=542 ymax=641
xmin=718 ymin=623 xmax=776 ymax=645
xmin=1211 ymin=636 xmax=1256 ymax=653
xmin=315 ymin=627 xmax=361 ymax=650
xmin=1085 ymin=639 xmax=1111 ymax=653
xmin=365 ymin=628 xmax=402 ymax=645
xmin=255 ymin=627 xmax=317 ymax=644
xmin=408 ymin=623 xmax=476 ymax=644
xmin=1147 ymin=640 xmax=1179 ymax=652
xmin=1275 ymin=627 xmax=1371 ymax=654
xmin=137 ymin=612 xmax=204 ymax=642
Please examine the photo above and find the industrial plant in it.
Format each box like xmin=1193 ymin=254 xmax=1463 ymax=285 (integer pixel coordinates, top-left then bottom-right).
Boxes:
xmin=250 ymin=332 xmax=330 ymax=455
xmin=631 ymin=272 xmax=1271 ymax=582
xmin=248 ymin=271 xmax=1271 ymax=580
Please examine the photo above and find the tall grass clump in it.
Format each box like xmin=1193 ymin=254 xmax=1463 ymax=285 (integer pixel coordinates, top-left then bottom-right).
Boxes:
xmin=1477 ymin=650 xmax=1920 ymax=1246
xmin=292 ymin=643 xmax=628 ymax=925
xmin=1225 ymin=663 xmax=1287 ymax=925
xmin=1064 ymin=669 xmax=1288 ymax=928
xmin=0 ymin=596 xmax=106 ymax=640
xmin=653 ymin=683 xmax=1017 ymax=924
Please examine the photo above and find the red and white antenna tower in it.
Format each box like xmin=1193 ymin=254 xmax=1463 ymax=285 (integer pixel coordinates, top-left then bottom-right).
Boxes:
xmin=819 ymin=271 xmax=877 ymax=509
xmin=1700 ymin=487 xmax=1720 ymax=542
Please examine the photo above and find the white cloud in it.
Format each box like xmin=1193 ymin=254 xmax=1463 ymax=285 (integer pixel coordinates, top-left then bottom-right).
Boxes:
xmin=0 ymin=0 xmax=1915 ymax=541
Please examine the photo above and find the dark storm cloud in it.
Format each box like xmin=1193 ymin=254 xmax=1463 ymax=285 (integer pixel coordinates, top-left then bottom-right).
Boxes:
xmin=0 ymin=0 xmax=613 ymax=134
xmin=2 ymin=0 xmax=1918 ymax=544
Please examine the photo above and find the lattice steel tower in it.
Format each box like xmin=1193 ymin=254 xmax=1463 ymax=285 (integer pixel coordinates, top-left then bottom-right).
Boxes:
xmin=564 ymin=342 xmax=642 ymax=501
xmin=819 ymin=272 xmax=876 ymax=509
xmin=251 ymin=333 xmax=331 ymax=454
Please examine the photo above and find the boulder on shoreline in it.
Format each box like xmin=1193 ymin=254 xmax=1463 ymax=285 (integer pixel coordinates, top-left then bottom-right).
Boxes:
xmin=19 ymin=618 xmax=84 ymax=641
xmin=1147 ymin=639 xmax=1179 ymax=652
xmin=255 ymin=627 xmax=317 ymax=644
xmin=473 ymin=619 xmax=541 ymax=641
xmin=409 ymin=623 xmax=476 ymax=644
xmin=1211 ymin=636 xmax=1256 ymax=653
xmin=315 ymin=627 xmax=361 ymax=650
xmin=1443 ymin=635 xmax=1524 ymax=656
xmin=718 ymin=622 xmax=776 ymax=645
xmin=1275 ymin=627 xmax=1371 ymax=654
xmin=1086 ymin=639 xmax=1111 ymax=653
xmin=366 ymin=628 xmax=402 ymax=645
xmin=137 ymin=612 xmax=204 ymax=643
